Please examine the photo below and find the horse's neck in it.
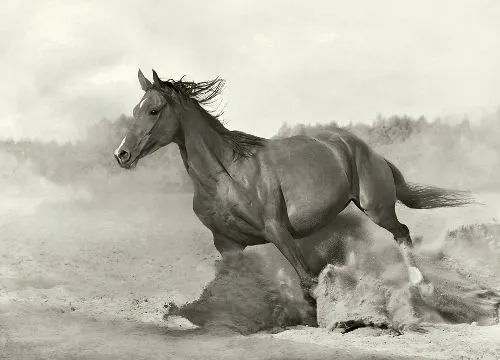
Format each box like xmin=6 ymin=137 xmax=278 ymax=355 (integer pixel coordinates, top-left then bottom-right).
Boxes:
xmin=175 ymin=109 xmax=232 ymax=193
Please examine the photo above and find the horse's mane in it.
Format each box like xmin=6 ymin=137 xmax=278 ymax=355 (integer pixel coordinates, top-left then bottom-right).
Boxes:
xmin=157 ymin=76 xmax=267 ymax=160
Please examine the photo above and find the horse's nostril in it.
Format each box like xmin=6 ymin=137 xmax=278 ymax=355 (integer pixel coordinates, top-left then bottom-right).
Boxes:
xmin=117 ymin=149 xmax=130 ymax=162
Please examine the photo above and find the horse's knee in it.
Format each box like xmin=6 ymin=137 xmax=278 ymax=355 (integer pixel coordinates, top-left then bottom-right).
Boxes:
xmin=389 ymin=223 xmax=413 ymax=247
xmin=213 ymin=234 xmax=245 ymax=256
xmin=391 ymin=223 xmax=410 ymax=239
xmin=364 ymin=210 xmax=413 ymax=247
xmin=375 ymin=218 xmax=411 ymax=242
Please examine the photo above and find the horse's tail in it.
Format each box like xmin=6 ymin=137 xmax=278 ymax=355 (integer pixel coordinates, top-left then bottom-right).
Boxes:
xmin=385 ymin=159 xmax=477 ymax=209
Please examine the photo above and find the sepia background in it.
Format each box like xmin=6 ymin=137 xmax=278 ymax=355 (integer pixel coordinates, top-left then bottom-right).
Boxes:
xmin=1 ymin=1 xmax=500 ymax=359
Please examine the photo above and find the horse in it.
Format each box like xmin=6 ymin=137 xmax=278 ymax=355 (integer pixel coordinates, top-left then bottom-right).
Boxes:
xmin=114 ymin=69 xmax=475 ymax=314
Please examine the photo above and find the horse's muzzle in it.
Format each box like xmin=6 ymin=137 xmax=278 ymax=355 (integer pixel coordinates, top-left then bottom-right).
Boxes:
xmin=114 ymin=149 xmax=134 ymax=168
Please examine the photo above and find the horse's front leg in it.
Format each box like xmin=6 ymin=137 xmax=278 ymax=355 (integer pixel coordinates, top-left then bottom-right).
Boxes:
xmin=264 ymin=220 xmax=318 ymax=305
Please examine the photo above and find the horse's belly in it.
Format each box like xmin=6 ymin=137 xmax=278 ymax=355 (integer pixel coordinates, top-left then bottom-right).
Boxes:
xmin=286 ymin=191 xmax=350 ymax=237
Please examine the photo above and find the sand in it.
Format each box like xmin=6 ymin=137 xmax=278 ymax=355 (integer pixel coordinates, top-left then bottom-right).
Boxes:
xmin=1 ymin=192 xmax=500 ymax=359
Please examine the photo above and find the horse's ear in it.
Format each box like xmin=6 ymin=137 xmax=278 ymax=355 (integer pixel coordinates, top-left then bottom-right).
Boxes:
xmin=152 ymin=69 xmax=175 ymax=92
xmin=138 ymin=69 xmax=152 ymax=91
xmin=152 ymin=69 xmax=164 ymax=87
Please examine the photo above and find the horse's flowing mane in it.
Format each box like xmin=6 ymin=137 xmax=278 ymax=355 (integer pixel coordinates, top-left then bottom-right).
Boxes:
xmin=158 ymin=76 xmax=268 ymax=160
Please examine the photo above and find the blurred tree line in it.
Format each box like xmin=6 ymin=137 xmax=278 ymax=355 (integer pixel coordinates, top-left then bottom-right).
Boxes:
xmin=0 ymin=115 xmax=192 ymax=195
xmin=1 ymin=109 xmax=500 ymax=194
xmin=274 ymin=114 xmax=475 ymax=144
xmin=275 ymin=110 xmax=500 ymax=190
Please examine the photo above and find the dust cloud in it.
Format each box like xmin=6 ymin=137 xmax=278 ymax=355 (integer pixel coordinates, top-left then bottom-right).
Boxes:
xmin=166 ymin=205 xmax=500 ymax=334
xmin=314 ymin=221 xmax=500 ymax=333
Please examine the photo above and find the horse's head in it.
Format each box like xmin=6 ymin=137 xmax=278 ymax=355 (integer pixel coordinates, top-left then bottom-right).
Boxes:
xmin=114 ymin=69 xmax=181 ymax=169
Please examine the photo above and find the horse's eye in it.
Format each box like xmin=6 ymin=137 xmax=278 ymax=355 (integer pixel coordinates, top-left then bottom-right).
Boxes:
xmin=150 ymin=109 xmax=159 ymax=115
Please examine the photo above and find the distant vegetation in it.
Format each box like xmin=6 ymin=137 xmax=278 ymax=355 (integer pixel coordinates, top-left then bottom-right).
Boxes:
xmin=275 ymin=111 xmax=500 ymax=190
xmin=1 ymin=109 xmax=500 ymax=197
xmin=0 ymin=115 xmax=191 ymax=196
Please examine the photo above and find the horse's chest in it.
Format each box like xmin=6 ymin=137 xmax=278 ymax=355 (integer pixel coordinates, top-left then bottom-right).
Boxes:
xmin=192 ymin=187 xmax=263 ymax=239
xmin=197 ymin=197 xmax=237 ymax=227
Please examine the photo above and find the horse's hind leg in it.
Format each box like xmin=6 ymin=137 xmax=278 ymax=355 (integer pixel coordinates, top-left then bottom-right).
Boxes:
xmin=363 ymin=205 xmax=434 ymax=295
xmin=354 ymin=152 xmax=433 ymax=294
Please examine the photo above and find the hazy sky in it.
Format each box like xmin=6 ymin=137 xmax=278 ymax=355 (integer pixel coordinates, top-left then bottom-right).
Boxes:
xmin=1 ymin=0 xmax=499 ymax=142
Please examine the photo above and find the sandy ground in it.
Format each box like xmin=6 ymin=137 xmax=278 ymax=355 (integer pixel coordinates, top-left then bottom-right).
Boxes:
xmin=1 ymin=191 xmax=500 ymax=359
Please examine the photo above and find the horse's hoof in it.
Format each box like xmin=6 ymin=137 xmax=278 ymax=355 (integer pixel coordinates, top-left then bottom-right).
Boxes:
xmin=302 ymin=277 xmax=319 ymax=300
xmin=408 ymin=266 xmax=424 ymax=285
xmin=302 ymin=311 xmax=318 ymax=327
xmin=417 ymin=281 xmax=435 ymax=297
xmin=309 ymin=283 xmax=319 ymax=300
xmin=408 ymin=267 xmax=434 ymax=296
xmin=304 ymin=291 xmax=317 ymax=307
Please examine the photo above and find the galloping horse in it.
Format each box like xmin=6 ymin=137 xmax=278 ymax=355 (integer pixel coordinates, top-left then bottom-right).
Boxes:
xmin=115 ymin=69 xmax=474 ymax=308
